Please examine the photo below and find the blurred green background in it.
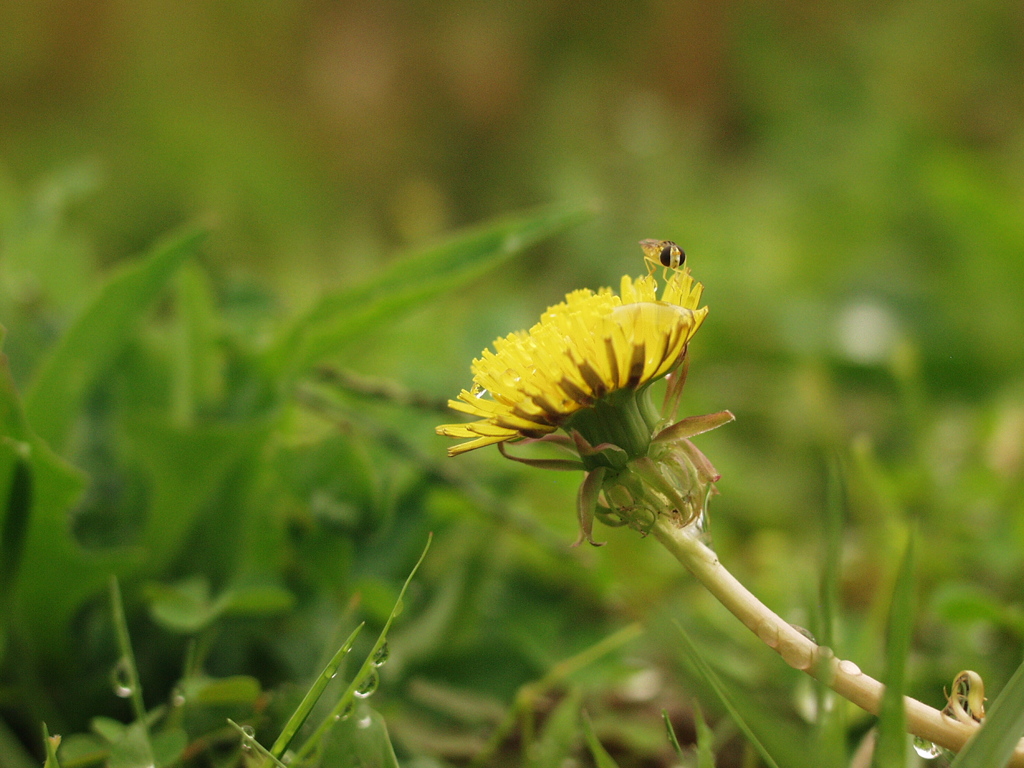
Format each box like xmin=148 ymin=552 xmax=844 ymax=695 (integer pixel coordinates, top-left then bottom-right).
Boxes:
xmin=2 ymin=1 xmax=1024 ymax=766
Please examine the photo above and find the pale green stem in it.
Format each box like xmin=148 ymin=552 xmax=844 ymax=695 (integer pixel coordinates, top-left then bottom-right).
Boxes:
xmin=651 ymin=515 xmax=1024 ymax=765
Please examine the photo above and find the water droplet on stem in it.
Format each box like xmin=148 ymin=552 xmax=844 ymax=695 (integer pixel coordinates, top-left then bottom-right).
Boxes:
xmin=354 ymin=669 xmax=379 ymax=698
xmin=912 ymin=736 xmax=943 ymax=759
xmin=755 ymin=620 xmax=780 ymax=649
xmin=110 ymin=658 xmax=134 ymax=698
xmin=838 ymin=659 xmax=861 ymax=676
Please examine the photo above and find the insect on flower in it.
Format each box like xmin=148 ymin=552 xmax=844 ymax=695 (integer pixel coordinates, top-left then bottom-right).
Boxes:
xmin=436 ymin=251 xmax=735 ymax=546
xmin=640 ymin=239 xmax=685 ymax=279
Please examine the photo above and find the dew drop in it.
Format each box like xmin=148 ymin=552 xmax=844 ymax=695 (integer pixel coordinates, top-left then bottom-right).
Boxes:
xmin=354 ymin=669 xmax=379 ymax=698
xmin=110 ymin=658 xmax=134 ymax=698
xmin=392 ymin=599 xmax=404 ymax=618
xmin=755 ymin=620 xmax=780 ymax=649
xmin=339 ymin=701 xmax=354 ymax=721
xmin=789 ymin=624 xmax=817 ymax=643
xmin=692 ymin=509 xmax=707 ymax=534
xmin=912 ymin=736 xmax=943 ymax=760
xmin=241 ymin=725 xmax=256 ymax=739
xmin=780 ymin=641 xmax=814 ymax=671
xmin=838 ymin=659 xmax=862 ymax=676
xmin=171 ymin=687 xmax=186 ymax=707
xmin=372 ymin=642 xmax=390 ymax=668
xmin=357 ymin=713 xmax=373 ymax=729
xmin=282 ymin=750 xmax=295 ymax=765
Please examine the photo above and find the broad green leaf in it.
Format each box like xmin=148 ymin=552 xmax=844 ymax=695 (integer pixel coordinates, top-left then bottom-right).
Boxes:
xmin=582 ymin=711 xmax=621 ymax=768
xmin=125 ymin=416 xmax=274 ymax=579
xmin=674 ymin=621 xmax=782 ymax=768
xmin=170 ymin=262 xmax=222 ymax=427
xmin=0 ymin=446 xmax=31 ymax=664
xmin=2 ymin=343 xmax=119 ymax=667
xmin=0 ymin=331 xmax=34 ymax=633
xmin=949 ymin=657 xmax=1024 ymax=768
xmin=25 ymin=227 xmax=206 ymax=450
xmin=91 ymin=717 xmax=127 ymax=743
xmin=874 ymin=532 xmax=916 ymax=768
xmin=143 ymin=577 xmax=217 ymax=633
xmin=267 ymin=204 xmax=591 ymax=378
xmin=2 ymin=283 xmax=269 ymax=668
xmin=144 ymin=576 xmax=294 ymax=633
xmin=151 ymin=728 xmax=188 ymax=768
xmin=10 ymin=417 xmax=267 ymax=666
xmin=106 ymin=722 xmax=156 ymax=768
xmin=218 ymin=583 xmax=296 ymax=616
xmin=180 ymin=675 xmax=262 ymax=706
xmin=56 ymin=733 xmax=109 ymax=766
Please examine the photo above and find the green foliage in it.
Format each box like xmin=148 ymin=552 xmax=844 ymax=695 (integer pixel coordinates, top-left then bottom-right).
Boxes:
xmin=873 ymin=532 xmax=916 ymax=767
xmin=24 ymin=229 xmax=206 ymax=451
xmin=583 ymin=711 xmax=621 ymax=768
xmin=0 ymin=202 xmax=599 ymax=765
xmin=674 ymin=622 xmax=783 ymax=768
xmin=4 ymin=4 xmax=1024 ymax=764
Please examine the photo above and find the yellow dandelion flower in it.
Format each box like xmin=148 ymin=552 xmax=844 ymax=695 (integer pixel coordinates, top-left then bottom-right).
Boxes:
xmin=437 ymin=269 xmax=707 ymax=459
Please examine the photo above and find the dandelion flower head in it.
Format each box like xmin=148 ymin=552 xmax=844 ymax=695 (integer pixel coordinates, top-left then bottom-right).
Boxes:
xmin=437 ymin=269 xmax=707 ymax=457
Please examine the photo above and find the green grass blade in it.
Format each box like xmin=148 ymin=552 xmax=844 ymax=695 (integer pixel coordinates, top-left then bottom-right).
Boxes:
xmin=527 ymin=688 xmax=583 ymax=768
xmin=293 ymin=533 xmax=433 ymax=761
xmin=949 ymin=658 xmax=1024 ymax=768
xmin=42 ymin=724 xmax=62 ymax=768
xmin=664 ymin=706 xmax=714 ymax=767
xmin=692 ymin=704 xmax=716 ymax=768
xmin=873 ymin=530 xmax=916 ymax=768
xmin=268 ymin=204 xmax=591 ymax=378
xmin=582 ymin=711 xmax=621 ymax=768
xmin=673 ymin=621 xmax=782 ymax=768
xmin=170 ymin=262 xmax=220 ymax=427
xmin=227 ymin=719 xmax=286 ymax=768
xmin=814 ymin=456 xmax=848 ymax=768
xmin=108 ymin=578 xmax=149 ymax=728
xmin=269 ymin=622 xmax=365 ymax=758
xmin=819 ymin=456 xmax=843 ymax=651
xmin=662 ymin=709 xmax=686 ymax=761
xmin=25 ymin=227 xmax=206 ymax=450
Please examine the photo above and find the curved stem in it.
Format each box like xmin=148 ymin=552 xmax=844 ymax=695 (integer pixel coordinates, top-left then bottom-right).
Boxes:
xmin=651 ymin=515 xmax=1024 ymax=765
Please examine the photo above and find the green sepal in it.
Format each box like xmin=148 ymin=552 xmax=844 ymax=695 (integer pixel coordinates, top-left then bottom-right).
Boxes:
xmin=574 ymin=467 xmax=607 ymax=547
